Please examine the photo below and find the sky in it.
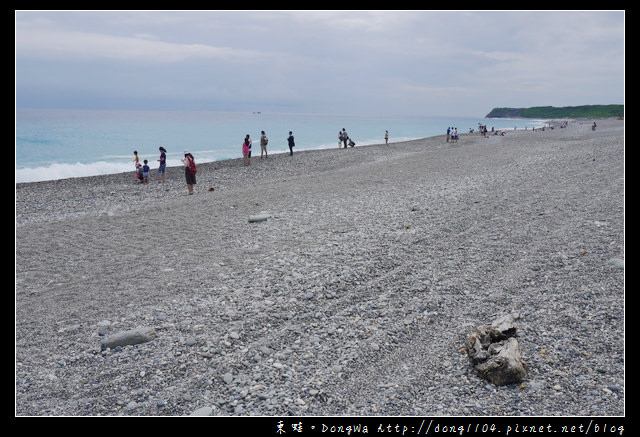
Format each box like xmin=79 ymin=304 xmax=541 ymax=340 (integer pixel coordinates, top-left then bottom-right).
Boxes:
xmin=15 ymin=10 xmax=625 ymax=117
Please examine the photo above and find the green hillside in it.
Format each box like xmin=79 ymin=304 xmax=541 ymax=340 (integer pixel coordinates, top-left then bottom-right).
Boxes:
xmin=486 ymin=105 xmax=624 ymax=119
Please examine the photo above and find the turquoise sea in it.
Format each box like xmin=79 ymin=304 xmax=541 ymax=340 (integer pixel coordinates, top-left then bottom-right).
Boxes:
xmin=15 ymin=109 xmax=546 ymax=183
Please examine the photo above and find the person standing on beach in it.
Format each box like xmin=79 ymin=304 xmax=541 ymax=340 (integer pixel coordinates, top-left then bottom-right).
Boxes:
xmin=181 ymin=151 xmax=196 ymax=194
xmin=142 ymin=159 xmax=150 ymax=183
xmin=446 ymin=127 xmax=451 ymax=143
xmin=288 ymin=131 xmax=295 ymax=156
xmin=157 ymin=147 xmax=166 ymax=183
xmin=133 ymin=151 xmax=140 ymax=179
xmin=260 ymin=131 xmax=268 ymax=159
xmin=341 ymin=128 xmax=349 ymax=148
xmin=385 ymin=130 xmax=389 ymax=145
xmin=243 ymin=134 xmax=252 ymax=166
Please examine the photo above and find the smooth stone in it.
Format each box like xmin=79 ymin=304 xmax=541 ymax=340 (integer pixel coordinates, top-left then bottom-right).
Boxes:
xmin=100 ymin=327 xmax=156 ymax=351
xmin=190 ymin=406 xmax=213 ymax=416
xmin=249 ymin=213 xmax=271 ymax=223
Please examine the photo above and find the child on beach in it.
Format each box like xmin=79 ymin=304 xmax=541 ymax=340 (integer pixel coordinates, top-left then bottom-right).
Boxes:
xmin=135 ymin=162 xmax=143 ymax=183
xmin=133 ymin=150 xmax=141 ymax=181
xmin=142 ymin=160 xmax=150 ymax=183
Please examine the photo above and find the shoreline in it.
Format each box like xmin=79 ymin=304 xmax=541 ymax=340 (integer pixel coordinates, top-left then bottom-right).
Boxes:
xmin=16 ymin=134 xmax=453 ymax=227
xmin=14 ymin=117 xmax=611 ymax=188
xmin=15 ymin=131 xmax=459 ymax=187
xmin=15 ymin=116 xmax=592 ymax=186
xmin=16 ymin=118 xmax=624 ymax=416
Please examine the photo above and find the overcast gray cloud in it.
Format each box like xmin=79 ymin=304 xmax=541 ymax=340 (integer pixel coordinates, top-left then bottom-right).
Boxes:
xmin=15 ymin=10 xmax=624 ymax=117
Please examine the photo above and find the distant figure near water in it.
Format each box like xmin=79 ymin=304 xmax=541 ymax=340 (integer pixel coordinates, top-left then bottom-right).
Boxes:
xmin=181 ymin=151 xmax=196 ymax=195
xmin=142 ymin=159 xmax=150 ymax=183
xmin=157 ymin=147 xmax=166 ymax=183
xmin=341 ymin=128 xmax=349 ymax=148
xmin=243 ymin=134 xmax=252 ymax=166
xmin=450 ymin=127 xmax=459 ymax=142
xmin=133 ymin=150 xmax=140 ymax=180
xmin=385 ymin=130 xmax=389 ymax=145
xmin=135 ymin=162 xmax=143 ymax=183
xmin=288 ymin=131 xmax=295 ymax=156
xmin=260 ymin=131 xmax=268 ymax=159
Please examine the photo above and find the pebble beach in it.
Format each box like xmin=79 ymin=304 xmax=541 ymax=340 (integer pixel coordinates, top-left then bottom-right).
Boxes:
xmin=15 ymin=119 xmax=625 ymax=417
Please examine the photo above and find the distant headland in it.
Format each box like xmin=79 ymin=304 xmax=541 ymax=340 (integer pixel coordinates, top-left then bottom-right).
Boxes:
xmin=485 ymin=105 xmax=624 ymax=119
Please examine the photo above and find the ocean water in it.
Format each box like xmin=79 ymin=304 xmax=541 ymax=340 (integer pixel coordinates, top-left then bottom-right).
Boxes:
xmin=15 ymin=109 xmax=546 ymax=183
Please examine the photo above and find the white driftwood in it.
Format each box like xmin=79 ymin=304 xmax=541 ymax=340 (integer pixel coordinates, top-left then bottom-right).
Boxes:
xmin=466 ymin=315 xmax=527 ymax=385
